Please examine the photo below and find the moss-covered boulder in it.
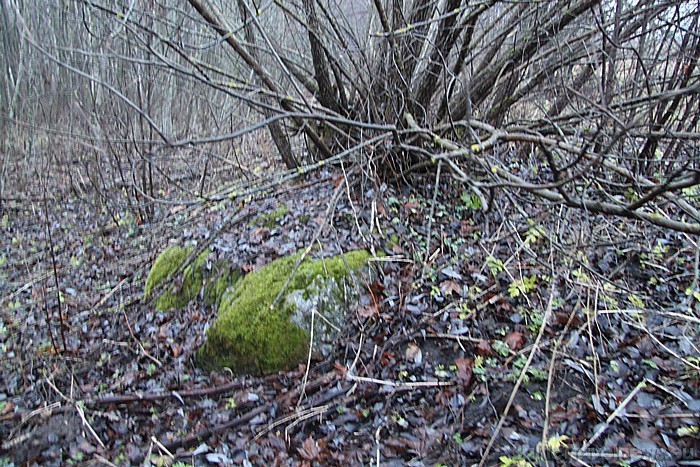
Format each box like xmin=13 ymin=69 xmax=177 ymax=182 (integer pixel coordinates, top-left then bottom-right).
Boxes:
xmin=144 ymin=245 xmax=236 ymax=311
xmin=196 ymin=250 xmax=371 ymax=374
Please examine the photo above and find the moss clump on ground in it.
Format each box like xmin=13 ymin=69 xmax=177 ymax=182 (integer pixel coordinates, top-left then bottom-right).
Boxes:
xmin=253 ymin=203 xmax=288 ymax=229
xmin=144 ymin=245 xmax=231 ymax=311
xmin=197 ymin=250 xmax=371 ymax=374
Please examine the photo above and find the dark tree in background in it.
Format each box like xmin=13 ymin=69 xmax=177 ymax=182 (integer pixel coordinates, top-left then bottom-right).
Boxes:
xmin=0 ymin=0 xmax=698 ymax=233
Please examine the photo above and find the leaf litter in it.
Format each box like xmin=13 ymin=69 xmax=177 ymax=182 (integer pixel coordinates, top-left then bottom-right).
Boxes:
xmin=0 ymin=168 xmax=698 ymax=466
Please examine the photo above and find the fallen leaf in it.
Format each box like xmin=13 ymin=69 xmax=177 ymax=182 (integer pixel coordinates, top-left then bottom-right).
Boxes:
xmin=404 ymin=201 xmax=420 ymax=211
xmin=298 ymin=436 xmax=320 ymax=461
xmin=357 ymin=304 xmax=378 ymax=318
xmin=455 ymin=357 xmax=473 ymax=385
xmin=476 ymin=340 xmax=492 ymax=356
xmin=405 ymin=343 xmax=422 ymax=365
xmin=440 ymin=280 xmax=461 ymax=296
xmin=441 ymin=267 xmax=463 ymax=280
xmin=505 ymin=331 xmax=525 ymax=351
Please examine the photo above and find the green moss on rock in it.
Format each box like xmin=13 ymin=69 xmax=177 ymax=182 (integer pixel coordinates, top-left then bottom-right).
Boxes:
xmin=203 ymin=265 xmax=240 ymax=307
xmin=197 ymin=250 xmax=371 ymax=374
xmin=144 ymin=245 xmax=234 ymax=311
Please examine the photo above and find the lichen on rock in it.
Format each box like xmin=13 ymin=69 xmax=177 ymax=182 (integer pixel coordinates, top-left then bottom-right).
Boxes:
xmin=196 ymin=250 xmax=371 ymax=374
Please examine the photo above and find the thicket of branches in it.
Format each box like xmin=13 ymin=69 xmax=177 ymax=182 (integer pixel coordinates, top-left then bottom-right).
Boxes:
xmin=1 ymin=0 xmax=698 ymax=233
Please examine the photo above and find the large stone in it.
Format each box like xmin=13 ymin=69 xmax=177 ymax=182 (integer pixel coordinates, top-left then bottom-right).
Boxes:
xmin=196 ymin=250 xmax=371 ymax=374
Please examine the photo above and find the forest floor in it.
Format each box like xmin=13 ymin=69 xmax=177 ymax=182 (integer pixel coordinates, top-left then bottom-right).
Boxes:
xmin=0 ymin=166 xmax=699 ymax=466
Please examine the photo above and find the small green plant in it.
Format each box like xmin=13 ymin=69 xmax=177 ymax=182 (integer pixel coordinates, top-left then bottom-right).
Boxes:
xmin=473 ymin=355 xmax=486 ymax=381
xmin=112 ymin=449 xmax=126 ymax=465
xmin=148 ymin=454 xmax=172 ymax=467
xmin=457 ymin=302 xmax=474 ymax=319
xmin=67 ymin=451 xmax=85 ymax=465
xmin=523 ymin=307 xmax=543 ymax=332
xmin=685 ymin=287 xmax=700 ymax=302
xmin=434 ymin=364 xmax=450 ymax=378
xmin=486 ymin=357 xmax=499 ymax=367
xmin=486 ymin=256 xmax=504 ymax=276
xmin=610 ymin=360 xmax=620 ymax=373
xmin=571 ymin=267 xmax=589 ymax=282
xmin=492 ymin=340 xmax=511 ymax=357
xmin=628 ymin=294 xmax=644 ymax=308
xmin=460 ymin=191 xmax=481 ymax=210
xmin=524 ymin=221 xmax=546 ymax=246
xmin=643 ymin=359 xmax=658 ymax=369
xmin=527 ymin=367 xmax=547 ymax=381
xmin=676 ymin=425 xmax=699 ymax=437
xmin=392 ymin=412 xmax=409 ymax=428
xmin=538 ymin=434 xmax=569 ymax=454
xmin=499 ymin=456 xmax=533 ymax=467
xmin=508 ymin=275 xmax=537 ymax=298
xmin=225 ymin=397 xmax=236 ymax=410
xmin=508 ymin=359 xmax=546 ymax=384
xmin=452 ymin=432 xmax=462 ymax=444
xmin=146 ymin=363 xmax=157 ymax=377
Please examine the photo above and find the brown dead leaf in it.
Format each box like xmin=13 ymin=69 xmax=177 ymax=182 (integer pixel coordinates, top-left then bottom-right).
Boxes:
xmin=505 ymin=331 xmax=525 ymax=351
xmin=376 ymin=200 xmax=387 ymax=216
xmin=405 ymin=343 xmax=422 ymax=365
xmin=404 ymin=201 xmax=420 ymax=211
xmin=333 ymin=361 xmax=346 ymax=377
xmin=368 ymin=280 xmax=385 ymax=297
xmin=0 ymin=401 xmax=15 ymax=417
xmin=476 ymin=340 xmax=492 ymax=356
xmin=455 ymin=357 xmax=473 ymax=385
xmin=440 ymin=280 xmax=461 ymax=296
xmin=297 ymin=436 xmax=320 ymax=461
xmin=357 ymin=304 xmax=378 ymax=318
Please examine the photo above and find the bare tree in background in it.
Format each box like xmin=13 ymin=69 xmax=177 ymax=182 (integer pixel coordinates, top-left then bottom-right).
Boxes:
xmin=0 ymin=0 xmax=698 ymax=233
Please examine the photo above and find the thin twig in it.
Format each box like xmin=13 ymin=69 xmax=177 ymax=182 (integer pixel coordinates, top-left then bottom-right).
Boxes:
xmin=346 ymin=374 xmax=454 ymax=388
xmin=576 ymin=379 xmax=647 ymax=453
